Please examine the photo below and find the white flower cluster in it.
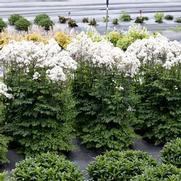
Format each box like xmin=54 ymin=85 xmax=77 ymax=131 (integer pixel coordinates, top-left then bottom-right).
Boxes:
xmin=126 ymin=35 xmax=181 ymax=69
xmin=67 ymin=32 xmax=140 ymax=76
xmin=0 ymin=39 xmax=77 ymax=82
xmin=0 ymin=82 xmax=13 ymax=99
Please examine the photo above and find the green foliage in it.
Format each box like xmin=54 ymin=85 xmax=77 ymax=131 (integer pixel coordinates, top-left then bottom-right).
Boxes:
xmin=59 ymin=16 xmax=67 ymax=24
xmin=0 ymin=18 xmax=7 ymax=32
xmin=14 ymin=18 xmax=31 ymax=31
xmin=106 ymin=31 xmax=122 ymax=46
xmin=116 ymin=27 xmax=149 ymax=51
xmin=38 ymin=18 xmax=54 ymax=31
xmin=82 ymin=17 xmax=89 ymax=23
xmin=0 ymin=172 xmax=9 ymax=181
xmin=133 ymin=64 xmax=181 ymax=144
xmin=73 ymin=62 xmax=136 ymax=151
xmin=4 ymin=67 xmax=75 ymax=155
xmin=34 ymin=13 xmax=50 ymax=25
xmin=175 ymin=17 xmax=181 ymax=23
xmin=112 ymin=18 xmax=119 ymax=25
xmin=119 ymin=11 xmax=132 ymax=22
xmin=161 ymin=138 xmax=181 ymax=168
xmin=89 ymin=18 xmax=97 ymax=26
xmin=88 ymin=150 xmax=157 ymax=181
xmin=11 ymin=153 xmax=84 ymax=181
xmin=8 ymin=14 xmax=23 ymax=25
xmin=135 ymin=16 xmax=148 ymax=24
xmin=132 ymin=164 xmax=181 ymax=181
xmin=154 ymin=12 xmax=164 ymax=23
xmin=165 ymin=15 xmax=174 ymax=20
xmin=68 ymin=19 xmax=78 ymax=28
xmin=0 ymin=134 xmax=10 ymax=164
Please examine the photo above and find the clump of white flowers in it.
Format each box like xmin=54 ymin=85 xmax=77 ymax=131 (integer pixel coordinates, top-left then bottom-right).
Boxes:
xmin=67 ymin=32 xmax=140 ymax=77
xmin=0 ymin=82 xmax=13 ymax=99
xmin=0 ymin=39 xmax=77 ymax=82
xmin=126 ymin=35 xmax=181 ymax=69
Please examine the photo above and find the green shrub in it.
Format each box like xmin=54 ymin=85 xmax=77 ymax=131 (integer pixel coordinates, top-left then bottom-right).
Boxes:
xmin=134 ymin=64 xmax=181 ymax=144
xmin=112 ymin=18 xmax=119 ymax=25
xmin=88 ymin=150 xmax=157 ymax=181
xmin=82 ymin=17 xmax=89 ymax=23
xmin=4 ymin=66 xmax=75 ymax=155
xmin=68 ymin=19 xmax=78 ymax=28
xmin=34 ymin=13 xmax=50 ymax=25
xmin=165 ymin=15 xmax=174 ymax=20
xmin=116 ymin=26 xmax=149 ymax=50
xmin=154 ymin=12 xmax=164 ymax=23
xmin=135 ymin=16 xmax=148 ymax=24
xmin=0 ymin=172 xmax=9 ymax=181
xmin=38 ymin=18 xmax=54 ymax=30
xmin=14 ymin=18 xmax=31 ymax=31
xmin=8 ymin=14 xmax=23 ymax=25
xmin=116 ymin=36 xmax=134 ymax=51
xmin=107 ymin=31 xmax=122 ymax=46
xmin=103 ymin=16 xmax=109 ymax=23
xmin=59 ymin=16 xmax=67 ymax=24
xmin=119 ymin=11 xmax=132 ymax=22
xmin=89 ymin=18 xmax=97 ymax=26
xmin=0 ymin=134 xmax=10 ymax=164
xmin=0 ymin=18 xmax=7 ymax=32
xmin=175 ymin=17 xmax=181 ymax=23
xmin=73 ymin=62 xmax=136 ymax=151
xmin=11 ymin=153 xmax=84 ymax=181
xmin=161 ymin=138 xmax=181 ymax=168
xmin=132 ymin=164 xmax=181 ymax=181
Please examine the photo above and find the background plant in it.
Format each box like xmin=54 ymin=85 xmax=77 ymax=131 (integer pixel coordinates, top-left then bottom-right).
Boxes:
xmin=14 ymin=18 xmax=31 ymax=31
xmin=38 ymin=18 xmax=54 ymax=30
xmin=11 ymin=153 xmax=84 ymax=181
xmin=132 ymin=164 xmax=181 ymax=181
xmin=8 ymin=14 xmax=23 ymax=25
xmin=0 ymin=134 xmax=10 ymax=164
xmin=119 ymin=11 xmax=132 ymax=22
xmin=164 ymin=14 xmax=174 ymax=20
xmin=34 ymin=13 xmax=50 ymax=25
xmin=54 ymin=32 xmax=71 ymax=49
xmin=154 ymin=12 xmax=164 ymax=23
xmin=0 ymin=18 xmax=7 ymax=32
xmin=88 ymin=150 xmax=157 ymax=181
xmin=161 ymin=138 xmax=181 ymax=168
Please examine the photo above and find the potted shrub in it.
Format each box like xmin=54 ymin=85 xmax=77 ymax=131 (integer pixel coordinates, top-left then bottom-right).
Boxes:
xmin=164 ymin=14 xmax=174 ymax=20
xmin=82 ymin=17 xmax=89 ymax=23
xmin=34 ymin=13 xmax=50 ymax=25
xmin=38 ymin=18 xmax=54 ymax=31
xmin=68 ymin=19 xmax=78 ymax=28
xmin=89 ymin=18 xmax=97 ymax=26
xmin=112 ymin=18 xmax=119 ymax=25
xmin=175 ymin=17 xmax=181 ymax=23
xmin=58 ymin=16 xmax=67 ymax=24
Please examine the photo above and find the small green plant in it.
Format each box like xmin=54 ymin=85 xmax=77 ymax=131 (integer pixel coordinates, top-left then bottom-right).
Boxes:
xmin=132 ymin=164 xmax=181 ymax=181
xmin=107 ymin=31 xmax=122 ymax=46
xmin=161 ymin=138 xmax=181 ymax=168
xmin=103 ymin=16 xmax=109 ymax=23
xmin=164 ymin=15 xmax=174 ymax=20
xmin=88 ymin=150 xmax=157 ymax=181
xmin=116 ymin=36 xmax=134 ymax=51
xmin=0 ymin=134 xmax=10 ymax=164
xmin=34 ymin=13 xmax=50 ymax=25
xmin=119 ymin=11 xmax=132 ymax=22
xmin=0 ymin=18 xmax=7 ymax=32
xmin=11 ymin=153 xmax=84 ymax=181
xmin=8 ymin=14 xmax=23 ymax=25
xmin=68 ymin=19 xmax=78 ymax=28
xmin=135 ymin=16 xmax=148 ymax=24
xmin=14 ymin=17 xmax=31 ymax=31
xmin=89 ymin=18 xmax=97 ymax=26
xmin=82 ymin=17 xmax=89 ymax=23
xmin=38 ymin=18 xmax=54 ymax=31
xmin=175 ymin=17 xmax=181 ymax=23
xmin=0 ymin=172 xmax=9 ymax=181
xmin=112 ymin=18 xmax=119 ymax=25
xmin=58 ymin=16 xmax=67 ymax=24
xmin=154 ymin=12 xmax=164 ymax=23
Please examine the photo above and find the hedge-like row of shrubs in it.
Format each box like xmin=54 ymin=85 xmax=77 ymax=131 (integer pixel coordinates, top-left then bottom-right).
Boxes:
xmin=1 ymin=150 xmax=181 ymax=180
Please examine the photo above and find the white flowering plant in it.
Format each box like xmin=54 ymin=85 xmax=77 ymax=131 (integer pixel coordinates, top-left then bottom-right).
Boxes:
xmin=128 ymin=36 xmax=181 ymax=144
xmin=69 ymin=33 xmax=137 ymax=150
xmin=0 ymin=40 xmax=77 ymax=155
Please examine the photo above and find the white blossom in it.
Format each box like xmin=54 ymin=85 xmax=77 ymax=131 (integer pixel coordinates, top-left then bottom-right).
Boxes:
xmin=0 ymin=82 xmax=13 ymax=99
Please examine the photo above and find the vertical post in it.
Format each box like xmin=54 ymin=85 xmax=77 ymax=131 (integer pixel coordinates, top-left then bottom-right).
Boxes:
xmin=106 ymin=0 xmax=109 ymax=33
